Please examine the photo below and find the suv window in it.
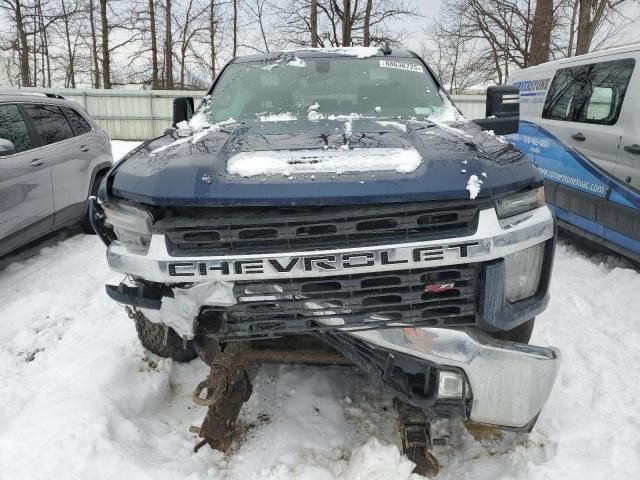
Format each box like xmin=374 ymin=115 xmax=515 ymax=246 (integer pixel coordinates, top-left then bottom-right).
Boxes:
xmin=62 ymin=107 xmax=92 ymax=135
xmin=23 ymin=103 xmax=74 ymax=145
xmin=0 ymin=104 xmax=32 ymax=153
xmin=542 ymin=58 xmax=635 ymax=125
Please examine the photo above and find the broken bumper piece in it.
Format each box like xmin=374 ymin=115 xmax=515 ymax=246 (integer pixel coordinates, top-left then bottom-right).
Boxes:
xmin=323 ymin=327 xmax=559 ymax=431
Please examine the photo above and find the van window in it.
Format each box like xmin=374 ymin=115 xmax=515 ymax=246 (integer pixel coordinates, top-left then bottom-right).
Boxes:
xmin=62 ymin=107 xmax=92 ymax=135
xmin=542 ymin=58 xmax=635 ymax=125
xmin=23 ymin=104 xmax=74 ymax=145
xmin=0 ymin=104 xmax=32 ymax=153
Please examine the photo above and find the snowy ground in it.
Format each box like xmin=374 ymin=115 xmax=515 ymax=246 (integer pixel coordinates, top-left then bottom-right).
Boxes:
xmin=0 ymin=141 xmax=639 ymax=479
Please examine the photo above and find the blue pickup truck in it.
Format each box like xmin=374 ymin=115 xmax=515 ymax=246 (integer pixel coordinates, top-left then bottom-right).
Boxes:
xmin=91 ymin=47 xmax=559 ymax=470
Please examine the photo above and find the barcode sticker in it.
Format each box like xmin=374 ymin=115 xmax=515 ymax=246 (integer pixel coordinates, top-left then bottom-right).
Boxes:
xmin=379 ymin=60 xmax=424 ymax=73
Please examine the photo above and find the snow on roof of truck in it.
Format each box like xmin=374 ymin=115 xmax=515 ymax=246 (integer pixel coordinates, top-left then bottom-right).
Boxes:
xmin=233 ymin=47 xmax=416 ymax=63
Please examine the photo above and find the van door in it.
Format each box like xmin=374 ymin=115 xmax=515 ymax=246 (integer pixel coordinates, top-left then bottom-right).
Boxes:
xmin=610 ymin=59 xmax=640 ymax=254
xmin=540 ymin=58 xmax=635 ymax=239
xmin=0 ymin=103 xmax=54 ymax=250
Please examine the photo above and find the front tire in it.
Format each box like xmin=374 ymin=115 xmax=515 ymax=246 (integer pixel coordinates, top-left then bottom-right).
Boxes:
xmin=81 ymin=171 xmax=107 ymax=234
xmin=134 ymin=312 xmax=197 ymax=362
xmin=490 ymin=318 xmax=535 ymax=343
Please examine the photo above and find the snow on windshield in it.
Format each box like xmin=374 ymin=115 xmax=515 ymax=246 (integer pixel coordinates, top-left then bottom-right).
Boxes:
xmin=227 ymin=148 xmax=422 ymax=177
xmin=150 ymin=113 xmax=237 ymax=154
xmin=257 ymin=112 xmax=297 ymax=122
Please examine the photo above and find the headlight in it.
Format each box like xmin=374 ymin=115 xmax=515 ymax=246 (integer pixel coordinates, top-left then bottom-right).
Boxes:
xmin=102 ymin=202 xmax=153 ymax=254
xmin=504 ymin=243 xmax=544 ymax=302
xmin=495 ymin=187 xmax=545 ymax=219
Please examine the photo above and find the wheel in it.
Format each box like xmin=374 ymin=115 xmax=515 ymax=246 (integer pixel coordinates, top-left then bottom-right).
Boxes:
xmin=491 ymin=318 xmax=535 ymax=343
xmin=81 ymin=171 xmax=107 ymax=234
xmin=134 ymin=311 xmax=197 ymax=362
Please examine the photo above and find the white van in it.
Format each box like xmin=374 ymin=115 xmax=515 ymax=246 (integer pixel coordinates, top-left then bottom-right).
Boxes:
xmin=507 ymin=44 xmax=640 ymax=261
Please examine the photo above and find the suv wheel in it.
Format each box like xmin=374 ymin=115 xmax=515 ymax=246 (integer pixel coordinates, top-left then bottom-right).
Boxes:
xmin=134 ymin=312 xmax=197 ymax=362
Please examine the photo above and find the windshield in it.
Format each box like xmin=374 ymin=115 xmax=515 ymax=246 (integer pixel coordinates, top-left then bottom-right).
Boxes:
xmin=205 ymin=55 xmax=446 ymax=124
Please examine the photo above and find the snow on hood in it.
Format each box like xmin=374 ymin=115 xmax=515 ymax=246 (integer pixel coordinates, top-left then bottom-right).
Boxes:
xmin=227 ymin=147 xmax=423 ymax=177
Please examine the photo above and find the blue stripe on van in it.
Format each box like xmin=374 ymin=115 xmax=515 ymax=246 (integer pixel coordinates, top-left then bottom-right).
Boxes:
xmin=509 ymin=121 xmax=640 ymax=255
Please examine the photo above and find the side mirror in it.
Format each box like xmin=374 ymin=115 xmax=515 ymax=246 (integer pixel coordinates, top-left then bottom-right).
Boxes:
xmin=172 ymin=97 xmax=195 ymax=127
xmin=0 ymin=138 xmax=16 ymax=156
xmin=472 ymin=85 xmax=520 ymax=135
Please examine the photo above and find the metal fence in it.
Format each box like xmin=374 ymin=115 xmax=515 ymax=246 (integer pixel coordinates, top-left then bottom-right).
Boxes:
xmin=15 ymin=88 xmax=488 ymax=140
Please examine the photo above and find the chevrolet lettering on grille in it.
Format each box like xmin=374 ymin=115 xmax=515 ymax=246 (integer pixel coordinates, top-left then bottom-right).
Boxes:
xmin=166 ymin=241 xmax=482 ymax=278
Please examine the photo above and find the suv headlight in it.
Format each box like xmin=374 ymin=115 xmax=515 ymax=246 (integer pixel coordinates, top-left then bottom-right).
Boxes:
xmin=102 ymin=202 xmax=153 ymax=254
xmin=495 ymin=187 xmax=545 ymax=219
xmin=504 ymin=243 xmax=544 ymax=302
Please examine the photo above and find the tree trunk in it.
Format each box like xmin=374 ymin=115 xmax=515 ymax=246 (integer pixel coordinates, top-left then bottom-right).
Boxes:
xmin=567 ymin=0 xmax=579 ymax=57
xmin=363 ymin=0 xmax=373 ymax=46
xmin=209 ymin=0 xmax=216 ymax=79
xmin=149 ymin=0 xmax=159 ymax=88
xmin=61 ymin=0 xmax=76 ymax=88
xmin=575 ymin=0 xmax=592 ymax=55
xmin=14 ymin=1 xmax=31 ymax=86
xmin=311 ymin=0 xmax=318 ymax=47
xmin=342 ymin=0 xmax=351 ymax=46
xmin=100 ymin=0 xmax=111 ymax=88
xmin=232 ymin=0 xmax=238 ymax=57
xmin=89 ymin=0 xmax=101 ymax=88
xmin=529 ymin=0 xmax=553 ymax=66
xmin=165 ymin=0 xmax=173 ymax=89
xmin=575 ymin=0 xmax=608 ymax=56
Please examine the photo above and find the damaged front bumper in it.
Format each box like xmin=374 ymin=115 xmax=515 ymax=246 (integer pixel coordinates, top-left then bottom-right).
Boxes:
xmin=323 ymin=327 xmax=559 ymax=430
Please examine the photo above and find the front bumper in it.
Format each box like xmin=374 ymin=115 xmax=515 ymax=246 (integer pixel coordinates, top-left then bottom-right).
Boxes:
xmin=325 ymin=327 xmax=560 ymax=430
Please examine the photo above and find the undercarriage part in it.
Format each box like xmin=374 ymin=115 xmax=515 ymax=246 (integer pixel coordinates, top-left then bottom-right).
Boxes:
xmin=195 ymin=342 xmax=253 ymax=450
xmin=193 ymin=338 xmax=351 ymax=451
xmin=395 ymin=398 xmax=440 ymax=477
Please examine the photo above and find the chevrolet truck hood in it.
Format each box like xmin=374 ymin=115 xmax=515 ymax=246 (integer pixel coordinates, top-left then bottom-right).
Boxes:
xmin=103 ymin=119 xmax=541 ymax=206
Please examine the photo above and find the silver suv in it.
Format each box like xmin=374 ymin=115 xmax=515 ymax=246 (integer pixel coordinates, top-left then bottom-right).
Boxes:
xmin=0 ymin=93 xmax=112 ymax=255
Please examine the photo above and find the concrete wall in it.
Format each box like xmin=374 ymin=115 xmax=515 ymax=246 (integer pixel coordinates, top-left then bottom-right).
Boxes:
xmin=14 ymin=88 xmax=488 ymax=140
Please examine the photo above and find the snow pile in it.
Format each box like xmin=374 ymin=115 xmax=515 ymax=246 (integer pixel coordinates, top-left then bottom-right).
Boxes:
xmin=287 ymin=57 xmax=306 ymax=67
xmin=258 ymin=112 xmax=297 ymax=122
xmin=227 ymin=148 xmax=422 ymax=177
xmin=307 ymin=102 xmax=321 ymax=121
xmin=427 ymin=91 xmax=466 ymax=124
xmin=376 ymin=121 xmax=407 ymax=132
xmin=466 ymin=174 xmax=483 ymax=199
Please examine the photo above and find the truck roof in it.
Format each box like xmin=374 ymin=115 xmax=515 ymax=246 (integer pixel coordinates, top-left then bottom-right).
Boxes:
xmin=232 ymin=46 xmax=417 ymax=64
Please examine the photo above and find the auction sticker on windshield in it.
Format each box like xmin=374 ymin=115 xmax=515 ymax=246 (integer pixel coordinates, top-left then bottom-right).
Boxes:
xmin=379 ymin=60 xmax=424 ymax=72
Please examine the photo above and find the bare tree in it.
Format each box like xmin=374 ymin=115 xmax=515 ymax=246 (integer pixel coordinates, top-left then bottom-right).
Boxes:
xmin=311 ymin=0 xmax=318 ymax=47
xmin=0 ymin=0 xmax=32 ymax=85
xmin=149 ymin=0 xmax=160 ymax=88
xmin=88 ymin=0 xmax=101 ymax=87
xmin=529 ymin=0 xmax=553 ymax=65
xmin=575 ymin=0 xmax=629 ymax=55
xmin=164 ymin=0 xmax=173 ymax=88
